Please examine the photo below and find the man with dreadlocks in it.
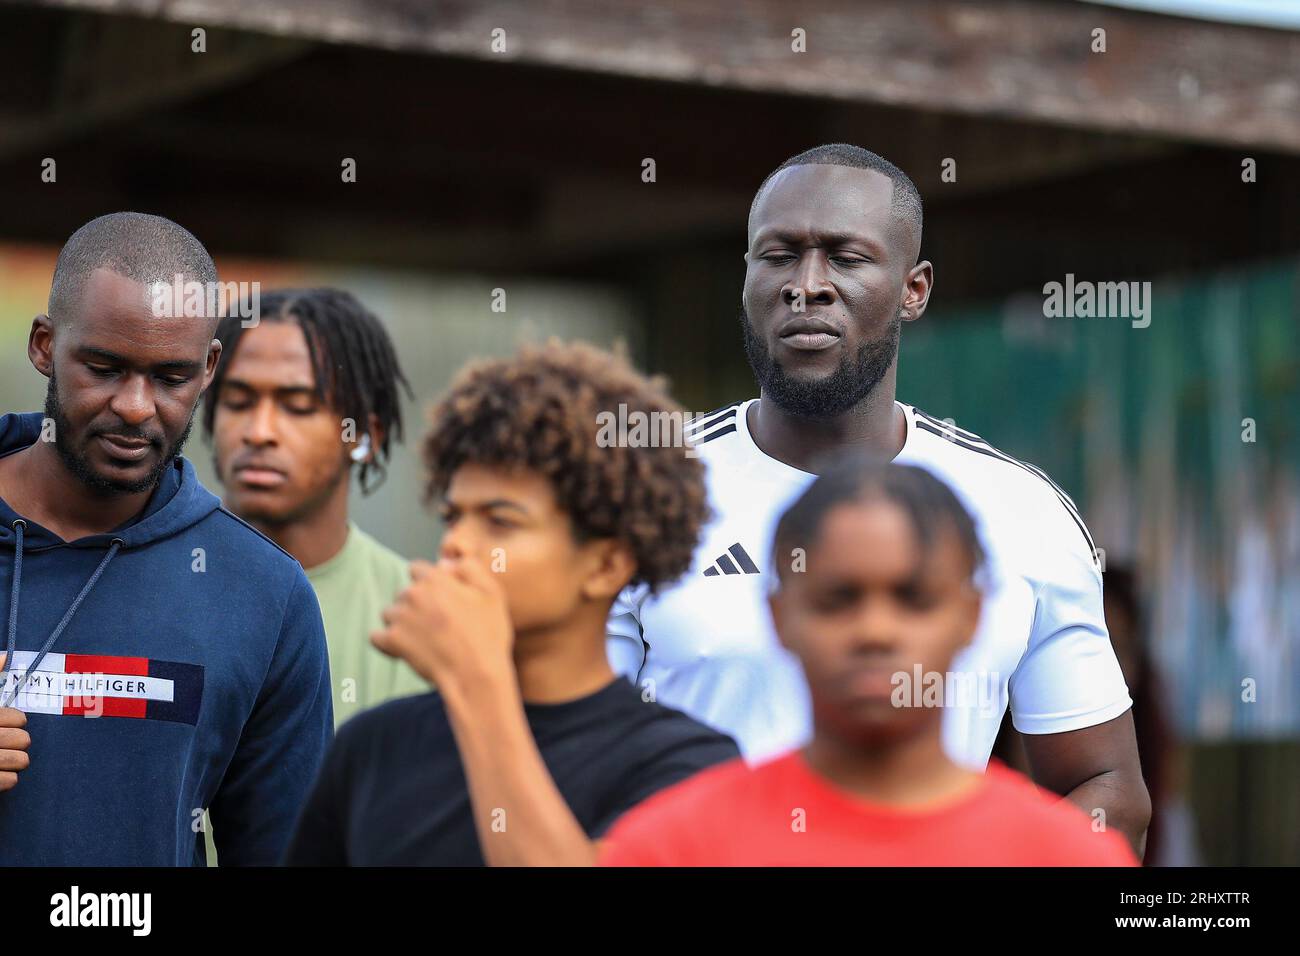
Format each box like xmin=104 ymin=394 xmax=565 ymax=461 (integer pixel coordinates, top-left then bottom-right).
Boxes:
xmin=206 ymin=288 xmax=427 ymax=728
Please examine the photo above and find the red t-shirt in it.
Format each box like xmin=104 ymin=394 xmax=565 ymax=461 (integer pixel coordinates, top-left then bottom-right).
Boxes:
xmin=600 ymin=753 xmax=1139 ymax=866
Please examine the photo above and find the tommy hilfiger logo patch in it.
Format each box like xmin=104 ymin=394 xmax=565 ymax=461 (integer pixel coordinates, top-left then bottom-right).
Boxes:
xmin=702 ymin=543 xmax=761 ymax=576
xmin=0 ymin=650 xmax=203 ymax=724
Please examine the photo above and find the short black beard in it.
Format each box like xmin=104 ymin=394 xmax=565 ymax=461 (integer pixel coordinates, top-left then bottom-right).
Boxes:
xmin=45 ymin=371 xmax=193 ymax=496
xmin=739 ymin=304 xmax=901 ymax=420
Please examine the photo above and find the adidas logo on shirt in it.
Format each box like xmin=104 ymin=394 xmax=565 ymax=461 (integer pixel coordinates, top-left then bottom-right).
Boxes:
xmin=702 ymin=543 xmax=760 ymax=577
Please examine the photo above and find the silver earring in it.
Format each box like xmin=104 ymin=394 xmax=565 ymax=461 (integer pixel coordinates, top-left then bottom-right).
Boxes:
xmin=350 ymin=435 xmax=372 ymax=463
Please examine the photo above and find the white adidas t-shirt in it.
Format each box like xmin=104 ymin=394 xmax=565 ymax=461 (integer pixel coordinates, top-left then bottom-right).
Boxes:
xmin=606 ymin=398 xmax=1132 ymax=766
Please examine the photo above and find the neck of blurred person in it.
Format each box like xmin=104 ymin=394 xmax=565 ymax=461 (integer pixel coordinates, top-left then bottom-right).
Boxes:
xmin=244 ymin=468 xmax=352 ymax=571
xmin=803 ymin=706 xmax=980 ymax=808
xmin=510 ymin=602 xmax=616 ymax=706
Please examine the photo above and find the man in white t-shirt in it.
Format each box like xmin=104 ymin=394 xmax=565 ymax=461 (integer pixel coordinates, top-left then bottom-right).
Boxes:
xmin=607 ymin=143 xmax=1151 ymax=854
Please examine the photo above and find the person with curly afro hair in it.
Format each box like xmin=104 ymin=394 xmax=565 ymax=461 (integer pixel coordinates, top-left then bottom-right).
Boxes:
xmin=285 ymin=340 xmax=740 ymax=867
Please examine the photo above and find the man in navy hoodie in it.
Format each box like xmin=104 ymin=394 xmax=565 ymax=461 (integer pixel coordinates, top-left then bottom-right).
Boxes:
xmin=0 ymin=212 xmax=333 ymax=865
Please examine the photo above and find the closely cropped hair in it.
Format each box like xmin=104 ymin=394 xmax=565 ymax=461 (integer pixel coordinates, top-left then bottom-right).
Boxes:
xmin=423 ymin=340 xmax=710 ymax=594
xmin=752 ymin=143 xmax=924 ymax=257
xmin=49 ymin=212 xmax=218 ymax=323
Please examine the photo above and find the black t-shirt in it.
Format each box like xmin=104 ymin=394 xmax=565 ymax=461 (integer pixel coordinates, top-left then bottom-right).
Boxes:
xmin=283 ymin=677 xmax=740 ymax=865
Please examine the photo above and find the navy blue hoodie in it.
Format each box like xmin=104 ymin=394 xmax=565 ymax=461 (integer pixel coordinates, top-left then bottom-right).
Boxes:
xmin=0 ymin=412 xmax=333 ymax=865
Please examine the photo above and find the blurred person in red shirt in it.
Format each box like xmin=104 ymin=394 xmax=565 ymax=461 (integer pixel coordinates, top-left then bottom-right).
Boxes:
xmin=600 ymin=453 xmax=1139 ymax=867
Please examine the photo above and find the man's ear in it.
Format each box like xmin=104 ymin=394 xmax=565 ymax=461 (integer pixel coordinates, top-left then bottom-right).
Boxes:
xmin=581 ymin=539 xmax=637 ymax=602
xmin=902 ymin=260 xmax=934 ymax=323
xmin=202 ymin=339 xmax=222 ymax=391
xmin=28 ymin=315 xmax=54 ymax=378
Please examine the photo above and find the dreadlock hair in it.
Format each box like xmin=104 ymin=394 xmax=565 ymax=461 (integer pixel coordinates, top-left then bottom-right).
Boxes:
xmin=422 ymin=340 xmax=710 ymax=595
xmin=202 ymin=287 xmax=412 ymax=494
xmin=772 ymin=451 xmax=984 ymax=586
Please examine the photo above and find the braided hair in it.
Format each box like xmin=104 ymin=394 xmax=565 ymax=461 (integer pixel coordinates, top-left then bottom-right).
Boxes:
xmin=202 ymin=288 xmax=412 ymax=494
xmin=772 ymin=451 xmax=985 ymax=584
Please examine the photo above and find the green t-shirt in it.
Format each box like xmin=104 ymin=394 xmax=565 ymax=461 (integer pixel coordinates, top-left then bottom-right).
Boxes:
xmin=306 ymin=523 xmax=430 ymax=728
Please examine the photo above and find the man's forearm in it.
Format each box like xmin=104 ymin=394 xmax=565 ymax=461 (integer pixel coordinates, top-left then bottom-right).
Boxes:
xmin=441 ymin=674 xmax=596 ymax=867
xmin=1021 ymin=712 xmax=1151 ymax=859
xmin=1063 ymin=770 xmax=1151 ymax=859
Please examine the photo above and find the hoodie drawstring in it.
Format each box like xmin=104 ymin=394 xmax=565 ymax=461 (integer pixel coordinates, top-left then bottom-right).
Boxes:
xmin=1 ymin=519 xmax=124 ymax=708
